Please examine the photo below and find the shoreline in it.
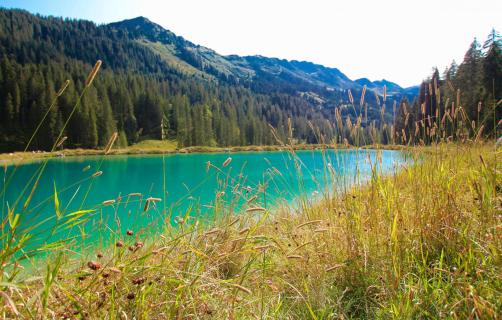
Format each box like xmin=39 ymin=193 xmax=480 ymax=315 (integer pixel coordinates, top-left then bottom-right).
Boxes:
xmin=7 ymin=144 xmax=498 ymax=317
xmin=0 ymin=143 xmax=408 ymax=166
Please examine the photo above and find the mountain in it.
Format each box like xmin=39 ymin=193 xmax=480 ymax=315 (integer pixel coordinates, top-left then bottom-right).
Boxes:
xmin=104 ymin=16 xmax=419 ymax=116
xmin=108 ymin=17 xmax=255 ymax=81
xmin=354 ymin=78 xmax=375 ymax=88
xmin=107 ymin=16 xmax=412 ymax=96
xmin=355 ymin=78 xmax=419 ymax=96
xmin=0 ymin=9 xmax=418 ymax=151
xmin=372 ymin=79 xmax=402 ymax=92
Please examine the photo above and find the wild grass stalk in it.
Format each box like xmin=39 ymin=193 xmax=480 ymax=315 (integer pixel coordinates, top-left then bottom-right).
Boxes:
xmin=0 ymin=65 xmax=500 ymax=319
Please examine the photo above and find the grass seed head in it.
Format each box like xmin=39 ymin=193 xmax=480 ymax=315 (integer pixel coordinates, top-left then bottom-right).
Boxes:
xmin=348 ymin=89 xmax=354 ymax=104
xmin=56 ymin=80 xmax=70 ymax=97
xmin=92 ymin=171 xmax=103 ymax=178
xmin=360 ymin=85 xmax=367 ymax=106
xmin=85 ymin=60 xmax=102 ymax=87
xmin=87 ymin=261 xmax=102 ymax=271
xmin=222 ymin=157 xmax=232 ymax=167
xmin=104 ymin=132 xmax=118 ymax=155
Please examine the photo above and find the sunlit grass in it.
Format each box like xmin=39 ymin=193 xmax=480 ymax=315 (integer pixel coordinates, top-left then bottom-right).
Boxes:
xmin=127 ymin=139 xmax=178 ymax=152
xmin=2 ymin=143 xmax=499 ymax=318
xmin=0 ymin=60 xmax=500 ymax=318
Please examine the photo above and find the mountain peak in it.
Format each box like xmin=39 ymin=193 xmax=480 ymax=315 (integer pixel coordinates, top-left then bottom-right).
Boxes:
xmin=355 ymin=78 xmax=374 ymax=87
xmin=110 ymin=16 xmax=160 ymax=30
xmin=108 ymin=16 xmax=183 ymax=45
xmin=131 ymin=16 xmax=151 ymax=22
xmin=372 ymin=79 xmax=402 ymax=90
xmin=105 ymin=15 xmax=414 ymax=92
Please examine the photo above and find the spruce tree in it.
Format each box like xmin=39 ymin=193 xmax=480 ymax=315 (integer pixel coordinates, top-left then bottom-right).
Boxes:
xmin=482 ymin=29 xmax=502 ymax=135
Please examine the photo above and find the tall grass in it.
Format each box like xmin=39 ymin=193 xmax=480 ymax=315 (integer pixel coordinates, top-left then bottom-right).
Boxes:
xmin=0 ymin=61 xmax=500 ymax=319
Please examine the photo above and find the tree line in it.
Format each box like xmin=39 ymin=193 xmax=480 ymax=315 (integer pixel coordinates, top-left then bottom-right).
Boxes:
xmin=392 ymin=29 xmax=501 ymax=145
xmin=0 ymin=9 xmax=347 ymax=151
xmin=0 ymin=9 xmax=499 ymax=151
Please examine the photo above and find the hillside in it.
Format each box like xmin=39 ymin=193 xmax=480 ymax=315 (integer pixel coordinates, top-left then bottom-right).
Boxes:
xmin=0 ymin=9 xmax=419 ymax=152
xmin=108 ymin=16 xmax=417 ymax=98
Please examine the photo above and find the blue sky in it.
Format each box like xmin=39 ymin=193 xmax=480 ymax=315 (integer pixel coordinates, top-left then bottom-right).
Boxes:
xmin=1 ymin=0 xmax=501 ymax=87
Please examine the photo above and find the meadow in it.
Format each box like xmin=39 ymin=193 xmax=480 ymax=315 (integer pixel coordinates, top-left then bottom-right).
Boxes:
xmin=0 ymin=61 xmax=500 ymax=319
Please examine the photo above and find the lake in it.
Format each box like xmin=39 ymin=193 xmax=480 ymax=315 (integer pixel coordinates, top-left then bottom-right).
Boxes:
xmin=1 ymin=149 xmax=406 ymax=250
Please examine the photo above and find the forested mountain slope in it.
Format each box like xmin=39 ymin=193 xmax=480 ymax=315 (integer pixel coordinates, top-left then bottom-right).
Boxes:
xmin=0 ymin=9 xmax=416 ymax=151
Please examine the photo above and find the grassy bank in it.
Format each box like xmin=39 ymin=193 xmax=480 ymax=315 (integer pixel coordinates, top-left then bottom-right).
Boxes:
xmin=1 ymin=143 xmax=500 ymax=318
xmin=0 ymin=140 xmax=406 ymax=166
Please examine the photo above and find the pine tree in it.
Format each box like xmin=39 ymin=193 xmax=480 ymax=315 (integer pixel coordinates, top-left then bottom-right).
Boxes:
xmin=455 ymin=38 xmax=484 ymax=118
xmin=482 ymin=29 xmax=502 ymax=135
xmin=96 ymin=93 xmax=116 ymax=146
xmin=4 ymin=93 xmax=14 ymax=124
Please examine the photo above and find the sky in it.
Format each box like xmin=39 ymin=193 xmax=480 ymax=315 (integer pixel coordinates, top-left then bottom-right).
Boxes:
xmin=1 ymin=0 xmax=500 ymax=87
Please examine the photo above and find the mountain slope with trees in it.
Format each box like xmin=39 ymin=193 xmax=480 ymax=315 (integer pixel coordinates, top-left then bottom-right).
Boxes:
xmin=0 ymin=9 xmax=499 ymax=152
xmin=0 ymin=9 xmax=416 ymax=151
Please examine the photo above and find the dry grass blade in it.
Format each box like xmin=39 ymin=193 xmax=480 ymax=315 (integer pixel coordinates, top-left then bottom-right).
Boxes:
xmin=55 ymin=136 xmax=67 ymax=148
xmin=245 ymin=206 xmax=267 ymax=212
xmin=56 ymin=80 xmax=70 ymax=97
xmin=0 ymin=291 xmax=19 ymax=316
xmin=102 ymin=199 xmax=115 ymax=206
xmin=326 ymin=264 xmax=345 ymax=272
xmin=104 ymin=132 xmax=119 ymax=154
xmin=226 ymin=283 xmax=252 ymax=295
xmin=296 ymin=220 xmax=323 ymax=229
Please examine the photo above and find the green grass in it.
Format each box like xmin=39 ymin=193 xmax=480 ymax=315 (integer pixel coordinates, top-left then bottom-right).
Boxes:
xmin=1 ymin=143 xmax=500 ymax=318
xmin=140 ymin=40 xmax=210 ymax=78
xmin=0 ymin=141 xmax=404 ymax=166
xmin=1 ymin=60 xmax=500 ymax=319
xmin=126 ymin=139 xmax=178 ymax=152
xmin=0 ymin=139 xmax=178 ymax=165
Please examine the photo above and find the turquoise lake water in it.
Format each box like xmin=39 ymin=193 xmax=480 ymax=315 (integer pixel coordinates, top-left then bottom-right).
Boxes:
xmin=1 ymin=149 xmax=406 ymax=249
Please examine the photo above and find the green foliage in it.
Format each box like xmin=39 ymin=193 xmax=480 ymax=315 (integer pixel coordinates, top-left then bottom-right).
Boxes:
xmin=0 ymin=9 xmax=417 ymax=152
xmin=0 ymin=9 xmax=326 ymax=151
xmin=2 ymin=143 xmax=499 ymax=318
xmin=398 ymin=31 xmax=502 ymax=144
